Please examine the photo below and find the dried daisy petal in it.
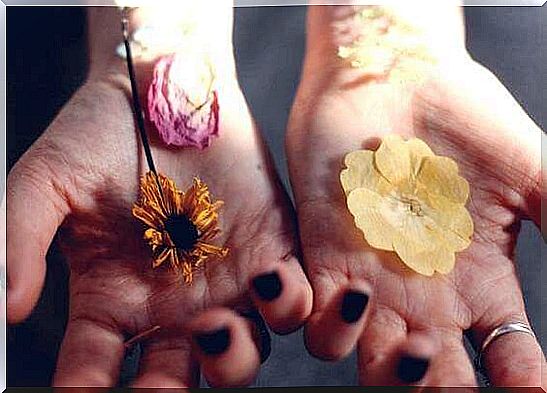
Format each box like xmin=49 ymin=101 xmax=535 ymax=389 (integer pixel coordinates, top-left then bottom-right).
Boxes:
xmin=148 ymin=53 xmax=220 ymax=149
xmin=133 ymin=172 xmax=228 ymax=284
xmin=340 ymin=136 xmax=473 ymax=276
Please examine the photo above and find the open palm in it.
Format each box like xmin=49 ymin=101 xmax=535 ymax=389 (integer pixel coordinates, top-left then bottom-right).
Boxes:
xmin=287 ymin=36 xmax=545 ymax=386
xmin=7 ymin=53 xmax=312 ymax=387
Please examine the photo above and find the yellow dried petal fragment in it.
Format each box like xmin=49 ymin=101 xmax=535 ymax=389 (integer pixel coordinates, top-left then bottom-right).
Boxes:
xmin=340 ymin=150 xmax=391 ymax=195
xmin=417 ymin=156 xmax=470 ymax=204
xmin=336 ymin=6 xmax=438 ymax=84
xmin=421 ymin=192 xmax=474 ymax=252
xmin=374 ymin=134 xmax=411 ymax=185
xmin=347 ymin=188 xmax=396 ymax=251
xmin=340 ymin=136 xmax=474 ymax=276
xmin=406 ymin=138 xmax=434 ymax=177
xmin=393 ymin=234 xmax=455 ymax=277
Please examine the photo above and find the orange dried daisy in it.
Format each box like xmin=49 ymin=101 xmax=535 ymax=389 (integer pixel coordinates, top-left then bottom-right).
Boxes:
xmin=132 ymin=171 xmax=229 ymax=284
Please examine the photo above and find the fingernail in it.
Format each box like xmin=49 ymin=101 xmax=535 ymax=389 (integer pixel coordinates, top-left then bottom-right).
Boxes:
xmin=340 ymin=290 xmax=369 ymax=323
xmin=194 ymin=327 xmax=231 ymax=356
xmin=397 ymin=355 xmax=430 ymax=383
xmin=252 ymin=272 xmax=283 ymax=302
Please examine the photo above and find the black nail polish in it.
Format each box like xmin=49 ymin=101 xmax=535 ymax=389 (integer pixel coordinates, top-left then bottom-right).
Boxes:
xmin=397 ymin=355 xmax=430 ymax=383
xmin=252 ymin=272 xmax=283 ymax=302
xmin=340 ymin=290 xmax=369 ymax=323
xmin=194 ymin=327 xmax=231 ymax=356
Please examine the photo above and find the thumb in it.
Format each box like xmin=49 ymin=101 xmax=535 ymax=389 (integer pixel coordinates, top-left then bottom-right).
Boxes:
xmin=7 ymin=149 xmax=69 ymax=324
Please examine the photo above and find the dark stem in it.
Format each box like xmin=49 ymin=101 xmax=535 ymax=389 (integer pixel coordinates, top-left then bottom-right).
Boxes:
xmin=121 ymin=10 xmax=165 ymax=201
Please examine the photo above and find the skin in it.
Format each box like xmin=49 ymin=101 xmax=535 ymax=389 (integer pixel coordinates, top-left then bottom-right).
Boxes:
xmin=7 ymin=5 xmax=312 ymax=388
xmin=5 ymin=3 xmax=545 ymax=388
xmin=286 ymin=5 xmax=546 ymax=387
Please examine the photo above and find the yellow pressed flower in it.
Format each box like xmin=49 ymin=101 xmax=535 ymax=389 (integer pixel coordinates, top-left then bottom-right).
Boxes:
xmin=132 ymin=171 xmax=228 ymax=284
xmin=337 ymin=6 xmax=438 ymax=84
xmin=340 ymin=135 xmax=473 ymax=276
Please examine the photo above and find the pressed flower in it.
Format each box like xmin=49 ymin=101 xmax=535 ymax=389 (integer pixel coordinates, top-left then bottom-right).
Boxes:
xmin=132 ymin=171 xmax=229 ymax=284
xmin=340 ymin=135 xmax=473 ymax=276
xmin=148 ymin=53 xmax=220 ymax=149
xmin=337 ymin=6 xmax=437 ymax=84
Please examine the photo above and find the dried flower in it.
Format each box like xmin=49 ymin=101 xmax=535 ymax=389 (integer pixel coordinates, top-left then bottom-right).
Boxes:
xmin=148 ymin=53 xmax=220 ymax=149
xmin=337 ymin=6 xmax=437 ymax=84
xmin=133 ymin=172 xmax=228 ymax=284
xmin=340 ymin=135 xmax=473 ymax=276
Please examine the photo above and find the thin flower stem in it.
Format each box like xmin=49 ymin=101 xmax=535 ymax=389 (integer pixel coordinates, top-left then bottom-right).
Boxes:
xmin=121 ymin=9 xmax=165 ymax=203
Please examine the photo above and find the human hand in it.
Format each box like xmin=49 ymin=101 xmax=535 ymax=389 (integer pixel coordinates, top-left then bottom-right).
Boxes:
xmin=7 ymin=5 xmax=312 ymax=388
xmin=286 ymin=4 xmax=545 ymax=386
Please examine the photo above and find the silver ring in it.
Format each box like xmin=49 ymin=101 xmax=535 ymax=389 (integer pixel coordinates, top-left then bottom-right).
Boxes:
xmin=476 ymin=321 xmax=536 ymax=371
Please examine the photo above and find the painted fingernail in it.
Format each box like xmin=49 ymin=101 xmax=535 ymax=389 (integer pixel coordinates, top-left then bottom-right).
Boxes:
xmin=252 ymin=272 xmax=283 ymax=302
xmin=194 ymin=327 xmax=231 ymax=356
xmin=340 ymin=290 xmax=369 ymax=323
xmin=397 ymin=355 xmax=430 ymax=383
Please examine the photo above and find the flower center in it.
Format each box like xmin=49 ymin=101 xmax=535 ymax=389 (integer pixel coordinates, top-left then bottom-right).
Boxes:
xmin=408 ymin=199 xmax=423 ymax=216
xmin=164 ymin=214 xmax=199 ymax=251
xmin=398 ymin=195 xmax=424 ymax=217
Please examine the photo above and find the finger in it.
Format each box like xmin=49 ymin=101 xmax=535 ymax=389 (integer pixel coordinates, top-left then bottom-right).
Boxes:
xmin=132 ymin=336 xmax=199 ymax=388
xmin=468 ymin=267 xmax=546 ymax=387
xmin=189 ymin=308 xmax=260 ymax=388
xmin=305 ymin=279 xmax=372 ymax=361
xmin=357 ymin=307 xmax=408 ymax=385
xmin=239 ymin=309 xmax=272 ymax=364
xmin=394 ymin=333 xmax=438 ymax=386
xmin=360 ymin=329 xmax=448 ymax=386
xmin=7 ymin=156 xmax=69 ymax=323
xmin=53 ymin=317 xmax=125 ymax=387
xmin=249 ymin=258 xmax=313 ymax=335
xmin=424 ymin=334 xmax=476 ymax=387
xmin=473 ymin=317 xmax=546 ymax=386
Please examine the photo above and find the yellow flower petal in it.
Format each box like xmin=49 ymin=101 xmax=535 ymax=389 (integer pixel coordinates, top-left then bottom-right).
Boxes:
xmin=132 ymin=205 xmax=163 ymax=229
xmin=417 ymin=156 xmax=470 ymax=204
xmin=421 ymin=192 xmax=474 ymax=251
xmin=196 ymin=241 xmax=229 ymax=258
xmin=144 ymin=228 xmax=164 ymax=247
xmin=347 ymin=188 xmax=397 ymax=251
xmin=392 ymin=234 xmax=434 ymax=275
xmin=392 ymin=234 xmax=455 ymax=276
xmin=340 ymin=150 xmax=392 ymax=195
xmin=432 ymin=248 xmax=457 ymax=275
xmin=406 ymin=138 xmax=434 ymax=178
xmin=399 ymin=213 xmax=442 ymax=250
xmin=153 ymin=247 xmax=172 ymax=268
xmin=374 ymin=134 xmax=411 ymax=185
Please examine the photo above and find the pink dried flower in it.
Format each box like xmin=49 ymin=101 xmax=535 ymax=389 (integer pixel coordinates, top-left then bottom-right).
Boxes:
xmin=147 ymin=54 xmax=220 ymax=149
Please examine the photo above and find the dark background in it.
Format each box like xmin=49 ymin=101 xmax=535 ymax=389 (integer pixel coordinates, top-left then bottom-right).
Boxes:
xmin=6 ymin=5 xmax=546 ymax=387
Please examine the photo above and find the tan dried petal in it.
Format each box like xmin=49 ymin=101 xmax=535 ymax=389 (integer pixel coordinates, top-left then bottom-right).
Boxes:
xmin=417 ymin=156 xmax=470 ymax=203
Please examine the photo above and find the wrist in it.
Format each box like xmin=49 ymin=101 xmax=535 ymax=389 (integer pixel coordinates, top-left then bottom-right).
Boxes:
xmin=303 ymin=3 xmax=469 ymax=88
xmin=87 ymin=5 xmax=235 ymax=82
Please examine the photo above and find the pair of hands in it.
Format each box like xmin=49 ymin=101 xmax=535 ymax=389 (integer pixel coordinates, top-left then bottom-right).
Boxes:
xmin=6 ymin=5 xmax=545 ymax=388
